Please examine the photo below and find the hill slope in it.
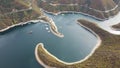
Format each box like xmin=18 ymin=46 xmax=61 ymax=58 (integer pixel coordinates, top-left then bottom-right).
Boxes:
xmin=38 ymin=0 xmax=120 ymax=20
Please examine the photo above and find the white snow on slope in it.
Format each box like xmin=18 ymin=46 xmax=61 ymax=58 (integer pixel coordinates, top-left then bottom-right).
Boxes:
xmin=98 ymin=11 xmax=120 ymax=35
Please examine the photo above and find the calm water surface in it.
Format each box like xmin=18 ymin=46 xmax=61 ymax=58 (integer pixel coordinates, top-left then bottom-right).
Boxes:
xmin=0 ymin=13 xmax=98 ymax=68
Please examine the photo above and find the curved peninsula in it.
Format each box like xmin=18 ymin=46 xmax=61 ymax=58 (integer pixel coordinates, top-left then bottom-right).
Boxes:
xmin=35 ymin=19 xmax=120 ymax=68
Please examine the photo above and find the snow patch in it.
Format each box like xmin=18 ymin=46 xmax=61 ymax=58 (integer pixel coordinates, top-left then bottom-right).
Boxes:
xmin=98 ymin=11 xmax=120 ymax=35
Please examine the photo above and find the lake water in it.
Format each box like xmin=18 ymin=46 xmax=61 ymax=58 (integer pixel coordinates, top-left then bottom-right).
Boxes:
xmin=0 ymin=13 xmax=98 ymax=68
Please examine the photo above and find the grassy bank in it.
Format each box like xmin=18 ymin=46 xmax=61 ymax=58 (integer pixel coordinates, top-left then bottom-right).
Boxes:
xmin=36 ymin=19 xmax=120 ymax=68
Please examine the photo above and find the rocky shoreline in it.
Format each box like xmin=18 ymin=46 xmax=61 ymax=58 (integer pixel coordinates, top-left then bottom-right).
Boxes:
xmin=34 ymin=19 xmax=102 ymax=67
xmin=0 ymin=20 xmax=39 ymax=33
xmin=35 ymin=43 xmax=55 ymax=68
xmin=0 ymin=17 xmax=64 ymax=38
xmin=43 ymin=9 xmax=106 ymax=21
xmin=35 ymin=19 xmax=120 ymax=68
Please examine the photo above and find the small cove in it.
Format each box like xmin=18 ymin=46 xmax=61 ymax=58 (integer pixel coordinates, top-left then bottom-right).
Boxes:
xmin=0 ymin=13 xmax=98 ymax=68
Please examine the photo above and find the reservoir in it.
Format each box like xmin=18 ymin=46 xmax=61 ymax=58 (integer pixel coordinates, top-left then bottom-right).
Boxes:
xmin=0 ymin=13 xmax=98 ymax=68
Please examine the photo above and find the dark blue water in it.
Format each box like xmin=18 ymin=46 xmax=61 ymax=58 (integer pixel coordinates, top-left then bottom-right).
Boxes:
xmin=0 ymin=13 xmax=97 ymax=68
